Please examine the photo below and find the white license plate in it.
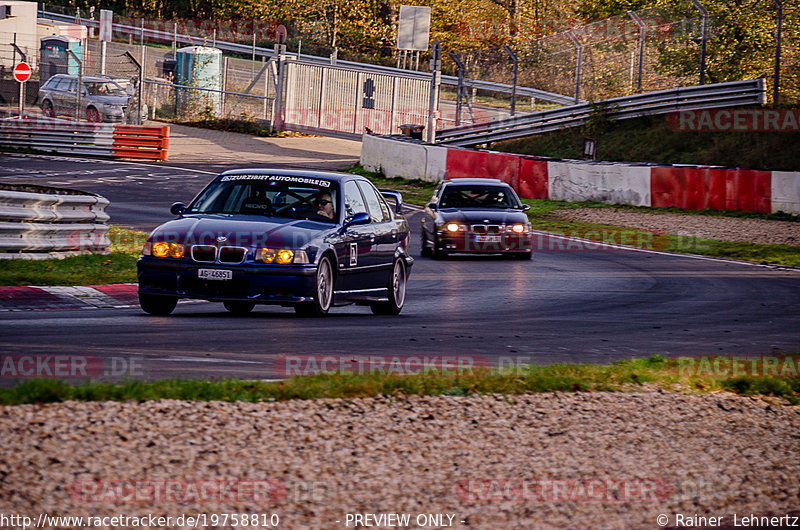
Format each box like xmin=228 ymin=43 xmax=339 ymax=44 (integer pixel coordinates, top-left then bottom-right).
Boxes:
xmin=198 ymin=269 xmax=232 ymax=280
xmin=474 ymin=235 xmax=501 ymax=243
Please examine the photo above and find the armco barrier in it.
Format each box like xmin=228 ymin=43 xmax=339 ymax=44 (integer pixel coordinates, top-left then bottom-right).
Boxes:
xmin=0 ymin=114 xmax=169 ymax=161
xmin=0 ymin=184 xmax=110 ymax=258
xmin=360 ymin=133 xmax=800 ymax=215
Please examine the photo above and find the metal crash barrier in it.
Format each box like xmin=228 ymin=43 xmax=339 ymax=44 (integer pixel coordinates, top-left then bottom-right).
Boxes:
xmin=0 ymin=184 xmax=111 ymax=258
xmin=0 ymin=113 xmax=170 ymax=161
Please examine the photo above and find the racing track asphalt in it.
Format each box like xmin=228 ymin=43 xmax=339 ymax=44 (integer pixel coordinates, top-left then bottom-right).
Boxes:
xmin=1 ymin=153 xmax=799 ymax=384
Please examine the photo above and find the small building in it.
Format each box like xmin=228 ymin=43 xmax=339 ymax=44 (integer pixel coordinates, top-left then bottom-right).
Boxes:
xmin=0 ymin=1 xmax=38 ymax=71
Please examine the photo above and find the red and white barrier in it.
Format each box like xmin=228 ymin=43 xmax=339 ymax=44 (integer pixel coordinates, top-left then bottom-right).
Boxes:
xmin=360 ymin=134 xmax=800 ymax=215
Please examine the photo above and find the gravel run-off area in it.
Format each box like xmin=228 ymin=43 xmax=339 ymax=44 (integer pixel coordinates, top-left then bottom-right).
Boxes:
xmin=553 ymin=208 xmax=800 ymax=246
xmin=1 ymin=392 xmax=798 ymax=529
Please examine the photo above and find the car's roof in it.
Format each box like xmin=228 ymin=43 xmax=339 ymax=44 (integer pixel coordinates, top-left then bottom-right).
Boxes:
xmin=218 ymin=168 xmax=361 ymax=183
xmin=48 ymin=74 xmax=122 ymax=83
xmin=443 ymin=178 xmax=509 ymax=186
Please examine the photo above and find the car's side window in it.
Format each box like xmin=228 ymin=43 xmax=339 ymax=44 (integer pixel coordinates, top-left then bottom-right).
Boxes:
xmin=343 ymin=181 xmax=368 ymax=218
xmin=66 ymin=80 xmax=77 ymax=93
xmin=357 ymin=181 xmax=389 ymax=223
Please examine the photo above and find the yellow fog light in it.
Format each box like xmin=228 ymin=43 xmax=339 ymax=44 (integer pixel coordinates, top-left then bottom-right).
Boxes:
xmin=276 ymin=249 xmax=294 ymax=264
xmin=258 ymin=248 xmax=277 ymax=263
xmin=446 ymin=223 xmax=460 ymax=232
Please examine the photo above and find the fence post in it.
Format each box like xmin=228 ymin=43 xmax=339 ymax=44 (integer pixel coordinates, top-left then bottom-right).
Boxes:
xmin=100 ymin=40 xmax=107 ymax=75
xmin=273 ymin=43 xmax=286 ymax=130
xmin=773 ymin=0 xmax=783 ymax=104
xmin=690 ymin=0 xmax=709 ymax=85
xmin=447 ymin=52 xmax=465 ymax=126
xmin=221 ymin=57 xmax=228 ymax=117
xmin=427 ymin=40 xmax=441 ymax=143
xmin=502 ymin=45 xmax=518 ymax=116
xmin=566 ymin=30 xmax=583 ymax=104
xmin=627 ymin=11 xmax=646 ymax=93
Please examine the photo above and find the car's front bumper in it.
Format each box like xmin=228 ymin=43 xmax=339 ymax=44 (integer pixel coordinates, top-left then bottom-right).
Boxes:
xmin=436 ymin=232 xmax=533 ymax=254
xmin=137 ymin=258 xmax=317 ymax=304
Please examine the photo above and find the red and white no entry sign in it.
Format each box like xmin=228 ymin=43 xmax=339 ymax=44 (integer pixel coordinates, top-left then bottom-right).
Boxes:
xmin=13 ymin=62 xmax=31 ymax=83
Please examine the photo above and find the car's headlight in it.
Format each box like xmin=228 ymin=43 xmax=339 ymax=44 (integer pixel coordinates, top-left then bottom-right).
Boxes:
xmin=257 ymin=248 xmax=310 ymax=264
xmin=507 ymin=223 xmax=527 ymax=233
xmin=439 ymin=223 xmax=466 ymax=232
xmin=103 ymin=104 xmax=122 ymax=113
xmin=148 ymin=241 xmax=184 ymax=258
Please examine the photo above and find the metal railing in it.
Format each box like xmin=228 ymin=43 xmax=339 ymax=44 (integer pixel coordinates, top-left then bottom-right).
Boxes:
xmin=0 ymin=184 xmax=110 ymax=256
xmin=436 ymin=79 xmax=766 ymax=146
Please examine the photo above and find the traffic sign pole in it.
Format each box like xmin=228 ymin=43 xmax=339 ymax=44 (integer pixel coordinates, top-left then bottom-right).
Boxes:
xmin=12 ymin=62 xmax=32 ymax=118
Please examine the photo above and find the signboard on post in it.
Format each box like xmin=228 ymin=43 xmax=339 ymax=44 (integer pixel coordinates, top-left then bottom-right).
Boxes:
xmin=397 ymin=6 xmax=431 ymax=51
xmin=99 ymin=9 xmax=113 ymax=42
xmin=13 ymin=62 xmax=31 ymax=82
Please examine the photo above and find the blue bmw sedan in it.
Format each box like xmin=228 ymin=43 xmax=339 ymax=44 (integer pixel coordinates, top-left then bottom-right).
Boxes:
xmin=137 ymin=169 xmax=413 ymax=316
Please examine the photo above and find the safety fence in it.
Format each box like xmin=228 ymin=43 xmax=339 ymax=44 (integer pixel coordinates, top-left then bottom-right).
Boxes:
xmin=361 ymin=134 xmax=800 ymax=215
xmin=0 ymin=113 xmax=169 ymax=160
xmin=437 ymin=79 xmax=766 ymax=146
xmin=0 ymin=183 xmax=110 ymax=257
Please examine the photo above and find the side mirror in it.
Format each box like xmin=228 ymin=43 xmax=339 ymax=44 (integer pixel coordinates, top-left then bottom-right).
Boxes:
xmin=521 ymin=204 xmax=531 ymax=211
xmin=343 ymin=211 xmax=370 ymax=228
xmin=170 ymin=202 xmax=187 ymax=216
xmin=427 ymin=202 xmax=438 ymax=211
xmin=379 ymin=190 xmax=403 ymax=214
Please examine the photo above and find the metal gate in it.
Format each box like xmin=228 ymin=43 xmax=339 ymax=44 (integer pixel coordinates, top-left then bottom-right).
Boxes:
xmin=282 ymin=61 xmax=434 ymax=138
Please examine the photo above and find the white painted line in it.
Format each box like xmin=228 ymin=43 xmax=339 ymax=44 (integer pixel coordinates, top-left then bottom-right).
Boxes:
xmin=531 ymin=230 xmax=799 ymax=270
xmin=152 ymin=356 xmax=263 ymax=364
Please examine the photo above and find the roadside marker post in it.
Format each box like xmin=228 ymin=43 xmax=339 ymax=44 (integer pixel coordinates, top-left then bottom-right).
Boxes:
xmin=13 ymin=62 xmax=31 ymax=117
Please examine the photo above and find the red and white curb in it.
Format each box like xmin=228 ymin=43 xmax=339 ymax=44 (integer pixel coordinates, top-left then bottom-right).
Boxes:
xmin=0 ymin=284 xmax=140 ymax=311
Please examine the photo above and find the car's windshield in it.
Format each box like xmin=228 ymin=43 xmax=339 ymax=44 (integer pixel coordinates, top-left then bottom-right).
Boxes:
xmin=84 ymin=81 xmax=126 ymax=96
xmin=187 ymin=174 xmax=339 ymax=223
xmin=439 ymin=185 xmax=520 ymax=209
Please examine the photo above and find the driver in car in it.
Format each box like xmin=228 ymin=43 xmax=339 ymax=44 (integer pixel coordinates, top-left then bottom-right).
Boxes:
xmin=315 ymin=192 xmax=335 ymax=219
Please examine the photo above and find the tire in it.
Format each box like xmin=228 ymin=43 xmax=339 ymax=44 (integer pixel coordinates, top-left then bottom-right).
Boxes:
xmin=139 ymin=293 xmax=177 ymax=315
xmin=516 ymin=251 xmax=533 ymax=260
xmin=295 ymin=255 xmax=334 ymax=316
xmin=86 ymin=107 xmax=102 ymax=123
xmin=432 ymin=237 xmax=447 ymax=260
xmin=420 ymin=230 xmax=432 ymax=257
xmin=370 ymin=258 xmax=407 ymax=315
xmin=41 ymin=100 xmax=54 ymax=118
xmin=224 ymin=301 xmax=255 ymax=314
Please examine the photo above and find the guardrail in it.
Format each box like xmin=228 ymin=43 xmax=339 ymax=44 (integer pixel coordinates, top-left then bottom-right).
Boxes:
xmin=437 ymin=79 xmax=766 ymax=146
xmin=41 ymin=10 xmax=577 ymax=106
xmin=0 ymin=114 xmax=170 ymax=161
xmin=0 ymin=184 xmax=110 ymax=257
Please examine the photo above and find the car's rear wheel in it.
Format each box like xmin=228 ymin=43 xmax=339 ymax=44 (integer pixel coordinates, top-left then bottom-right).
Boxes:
xmin=295 ymin=255 xmax=334 ymax=316
xmin=371 ymin=258 xmax=407 ymax=315
xmin=139 ymin=293 xmax=177 ymax=315
xmin=41 ymin=100 xmax=54 ymax=117
xmin=513 ymin=251 xmax=533 ymax=260
xmin=224 ymin=301 xmax=255 ymax=314
xmin=86 ymin=107 xmax=102 ymax=123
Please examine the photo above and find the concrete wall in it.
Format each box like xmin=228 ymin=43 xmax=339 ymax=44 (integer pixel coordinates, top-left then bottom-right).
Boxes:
xmin=0 ymin=1 xmax=38 ymax=69
xmin=360 ymin=134 xmax=800 ymax=215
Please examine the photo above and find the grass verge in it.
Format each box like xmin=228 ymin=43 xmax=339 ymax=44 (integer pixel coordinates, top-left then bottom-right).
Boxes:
xmin=0 ymin=226 xmax=146 ymax=286
xmin=1 ymin=355 xmax=798 ymax=406
xmin=350 ymin=165 xmax=800 ymax=266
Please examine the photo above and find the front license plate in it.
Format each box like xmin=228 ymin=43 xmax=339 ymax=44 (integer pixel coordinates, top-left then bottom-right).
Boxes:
xmin=198 ymin=269 xmax=232 ymax=280
xmin=474 ymin=235 xmax=501 ymax=243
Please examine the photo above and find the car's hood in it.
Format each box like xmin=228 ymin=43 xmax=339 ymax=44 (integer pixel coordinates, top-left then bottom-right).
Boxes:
xmin=149 ymin=215 xmax=335 ymax=248
xmin=437 ymin=208 xmax=529 ymax=224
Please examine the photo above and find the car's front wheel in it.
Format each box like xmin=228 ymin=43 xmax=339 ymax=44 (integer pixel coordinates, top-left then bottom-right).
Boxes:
xmin=295 ymin=255 xmax=334 ymax=316
xmin=139 ymin=293 xmax=177 ymax=315
xmin=420 ymin=230 xmax=432 ymax=257
xmin=371 ymin=258 xmax=407 ymax=315
xmin=224 ymin=301 xmax=255 ymax=314
xmin=41 ymin=100 xmax=54 ymax=117
xmin=86 ymin=107 xmax=102 ymax=123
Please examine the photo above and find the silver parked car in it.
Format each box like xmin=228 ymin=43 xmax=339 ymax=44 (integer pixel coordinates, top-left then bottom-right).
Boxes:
xmin=39 ymin=74 xmax=130 ymax=123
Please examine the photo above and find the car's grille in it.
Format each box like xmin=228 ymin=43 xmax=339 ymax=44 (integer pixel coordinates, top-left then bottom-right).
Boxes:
xmin=219 ymin=246 xmax=247 ymax=264
xmin=191 ymin=245 xmax=217 ymax=262
xmin=471 ymin=224 xmax=502 ymax=233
